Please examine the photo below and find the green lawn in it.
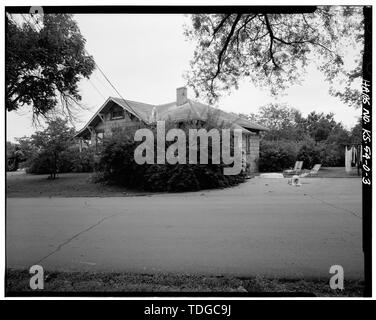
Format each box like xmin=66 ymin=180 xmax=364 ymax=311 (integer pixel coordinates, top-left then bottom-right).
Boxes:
xmin=6 ymin=171 xmax=149 ymax=198
xmin=6 ymin=269 xmax=364 ymax=296
xmin=7 ymin=167 xmax=360 ymax=198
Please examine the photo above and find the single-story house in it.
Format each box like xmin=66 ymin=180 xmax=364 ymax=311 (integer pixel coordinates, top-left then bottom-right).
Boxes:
xmin=75 ymin=87 xmax=267 ymax=173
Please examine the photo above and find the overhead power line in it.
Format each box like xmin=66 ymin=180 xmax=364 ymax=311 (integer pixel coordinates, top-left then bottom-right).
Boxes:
xmin=87 ymin=78 xmax=106 ymax=100
xmin=85 ymin=50 xmax=143 ymax=120
xmin=17 ymin=13 xmax=144 ymax=121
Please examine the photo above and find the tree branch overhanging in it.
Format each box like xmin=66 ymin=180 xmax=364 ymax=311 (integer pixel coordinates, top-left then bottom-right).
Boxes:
xmin=211 ymin=14 xmax=242 ymax=85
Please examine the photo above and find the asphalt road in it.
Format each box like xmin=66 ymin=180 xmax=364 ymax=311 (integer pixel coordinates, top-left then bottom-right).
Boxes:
xmin=6 ymin=178 xmax=363 ymax=279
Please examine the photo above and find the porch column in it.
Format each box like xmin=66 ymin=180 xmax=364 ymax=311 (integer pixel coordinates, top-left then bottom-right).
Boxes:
xmin=79 ymin=138 xmax=83 ymax=152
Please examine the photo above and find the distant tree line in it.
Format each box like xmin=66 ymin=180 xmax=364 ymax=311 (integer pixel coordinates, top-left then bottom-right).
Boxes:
xmin=239 ymin=103 xmax=361 ymax=171
xmin=7 ymin=118 xmax=95 ymax=178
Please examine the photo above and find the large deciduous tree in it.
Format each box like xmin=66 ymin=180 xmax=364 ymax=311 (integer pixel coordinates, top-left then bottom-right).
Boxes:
xmin=6 ymin=14 xmax=95 ymax=119
xmin=20 ymin=118 xmax=76 ymax=179
xmin=184 ymin=6 xmax=364 ymax=107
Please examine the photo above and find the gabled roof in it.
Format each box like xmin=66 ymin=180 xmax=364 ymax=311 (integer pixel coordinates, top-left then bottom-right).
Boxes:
xmin=75 ymin=97 xmax=155 ymax=138
xmin=75 ymin=97 xmax=268 ymax=138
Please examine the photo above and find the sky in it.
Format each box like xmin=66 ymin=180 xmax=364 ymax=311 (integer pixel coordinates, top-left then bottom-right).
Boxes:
xmin=6 ymin=13 xmax=362 ymax=142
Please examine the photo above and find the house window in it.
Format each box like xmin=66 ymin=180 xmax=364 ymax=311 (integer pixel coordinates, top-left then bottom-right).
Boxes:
xmin=111 ymin=106 xmax=124 ymax=120
xmin=96 ymin=132 xmax=104 ymax=143
xmin=129 ymin=113 xmax=136 ymax=121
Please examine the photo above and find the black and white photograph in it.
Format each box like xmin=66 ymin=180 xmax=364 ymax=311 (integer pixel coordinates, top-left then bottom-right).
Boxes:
xmin=3 ymin=3 xmax=372 ymax=300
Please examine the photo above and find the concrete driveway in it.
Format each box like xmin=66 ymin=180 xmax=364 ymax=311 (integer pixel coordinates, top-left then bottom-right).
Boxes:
xmin=6 ymin=177 xmax=363 ymax=279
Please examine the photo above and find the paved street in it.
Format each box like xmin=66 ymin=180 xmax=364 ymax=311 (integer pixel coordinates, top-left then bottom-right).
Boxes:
xmin=7 ymin=178 xmax=363 ymax=279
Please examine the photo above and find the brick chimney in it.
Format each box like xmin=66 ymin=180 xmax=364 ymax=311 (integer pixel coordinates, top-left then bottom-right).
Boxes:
xmin=176 ymin=87 xmax=188 ymax=106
